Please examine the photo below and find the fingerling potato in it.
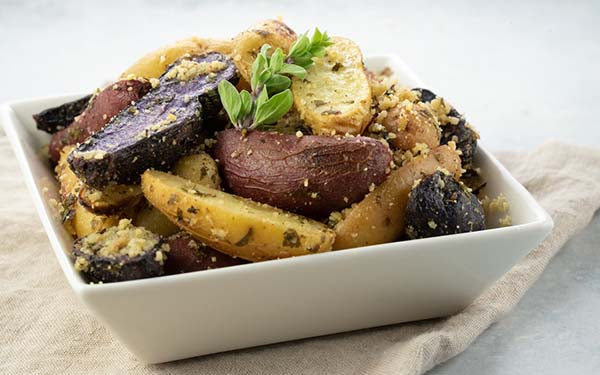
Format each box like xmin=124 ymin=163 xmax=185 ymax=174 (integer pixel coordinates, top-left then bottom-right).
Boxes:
xmin=214 ymin=129 xmax=392 ymax=217
xmin=141 ymin=170 xmax=335 ymax=262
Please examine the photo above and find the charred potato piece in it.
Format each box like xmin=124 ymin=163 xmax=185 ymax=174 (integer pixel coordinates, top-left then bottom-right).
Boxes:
xmin=382 ymin=100 xmax=440 ymax=150
xmin=172 ymin=152 xmax=221 ymax=189
xmin=33 ymin=95 xmax=92 ymax=134
xmin=405 ymin=171 xmax=485 ymax=239
xmin=69 ymin=53 xmax=238 ymax=189
xmin=141 ymin=170 xmax=335 ymax=262
xmin=441 ymin=121 xmax=478 ymax=168
xmin=214 ymin=129 xmax=392 ymax=218
xmin=165 ymin=232 xmax=247 ymax=274
xmin=232 ymin=19 xmax=297 ymax=83
xmin=292 ymin=37 xmax=372 ymax=135
xmin=412 ymin=88 xmax=479 ymax=167
xmin=78 ymin=184 xmax=142 ymax=214
xmin=49 ymin=79 xmax=151 ymax=162
xmin=121 ymin=37 xmax=233 ymax=79
xmin=333 ymin=145 xmax=462 ymax=249
xmin=72 ymin=219 xmax=169 ymax=283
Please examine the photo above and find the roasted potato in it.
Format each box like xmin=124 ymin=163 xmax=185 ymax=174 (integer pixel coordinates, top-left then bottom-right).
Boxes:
xmin=214 ymin=129 xmax=392 ymax=218
xmin=72 ymin=219 xmax=169 ymax=283
xmin=132 ymin=200 xmax=180 ymax=237
xmin=412 ymin=88 xmax=479 ymax=167
xmin=405 ymin=171 xmax=485 ymax=239
xmin=333 ymin=145 xmax=462 ymax=249
xmin=49 ymin=79 xmax=151 ymax=162
xmin=382 ymin=100 xmax=440 ymax=151
xmin=69 ymin=53 xmax=238 ymax=189
xmin=121 ymin=37 xmax=233 ymax=79
xmin=72 ymin=201 xmax=120 ymax=238
xmin=141 ymin=170 xmax=335 ymax=262
xmin=55 ymin=146 xmax=121 ymax=238
xmin=165 ymin=232 xmax=247 ymax=274
xmin=78 ymin=184 xmax=142 ymax=214
xmin=172 ymin=152 xmax=221 ymax=189
xmin=232 ymin=19 xmax=297 ymax=83
xmin=33 ymin=95 xmax=92 ymax=134
xmin=292 ymin=37 xmax=372 ymax=135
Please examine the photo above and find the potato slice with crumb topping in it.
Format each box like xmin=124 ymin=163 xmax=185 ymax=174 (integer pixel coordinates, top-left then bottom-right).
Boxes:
xmin=292 ymin=37 xmax=372 ymax=135
xmin=121 ymin=37 xmax=233 ymax=79
xmin=141 ymin=170 xmax=335 ymax=262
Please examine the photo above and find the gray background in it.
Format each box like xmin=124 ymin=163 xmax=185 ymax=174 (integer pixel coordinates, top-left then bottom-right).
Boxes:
xmin=1 ymin=0 xmax=599 ymax=373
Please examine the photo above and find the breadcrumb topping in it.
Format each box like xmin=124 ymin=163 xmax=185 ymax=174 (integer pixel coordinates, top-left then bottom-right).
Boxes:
xmin=165 ymin=59 xmax=226 ymax=82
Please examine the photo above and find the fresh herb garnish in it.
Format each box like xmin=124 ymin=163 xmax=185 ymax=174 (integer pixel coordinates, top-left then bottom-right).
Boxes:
xmin=218 ymin=28 xmax=332 ymax=129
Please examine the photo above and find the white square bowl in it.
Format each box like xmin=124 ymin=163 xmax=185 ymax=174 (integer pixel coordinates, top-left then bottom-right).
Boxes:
xmin=0 ymin=55 xmax=552 ymax=364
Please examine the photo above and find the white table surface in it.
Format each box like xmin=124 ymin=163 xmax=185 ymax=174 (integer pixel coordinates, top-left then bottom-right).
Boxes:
xmin=1 ymin=1 xmax=599 ymax=373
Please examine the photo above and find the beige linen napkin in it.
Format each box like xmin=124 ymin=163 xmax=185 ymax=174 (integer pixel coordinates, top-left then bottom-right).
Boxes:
xmin=1 ymin=137 xmax=599 ymax=375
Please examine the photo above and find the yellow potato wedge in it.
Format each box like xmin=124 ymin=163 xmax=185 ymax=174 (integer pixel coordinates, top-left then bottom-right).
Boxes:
xmin=141 ymin=170 xmax=335 ymax=262
xmin=121 ymin=37 xmax=233 ymax=79
xmin=292 ymin=37 xmax=372 ymax=135
xmin=172 ymin=152 xmax=221 ymax=189
xmin=232 ymin=19 xmax=297 ymax=83
xmin=333 ymin=145 xmax=462 ymax=249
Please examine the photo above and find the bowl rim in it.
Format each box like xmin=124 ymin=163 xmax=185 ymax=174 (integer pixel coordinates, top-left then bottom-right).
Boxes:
xmin=0 ymin=53 xmax=553 ymax=294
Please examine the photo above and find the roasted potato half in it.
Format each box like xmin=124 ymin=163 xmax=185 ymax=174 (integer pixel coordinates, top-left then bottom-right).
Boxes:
xmin=121 ymin=37 xmax=233 ymax=79
xmin=214 ymin=129 xmax=392 ymax=218
xmin=232 ymin=19 xmax=297 ymax=83
xmin=292 ymin=37 xmax=372 ymax=135
xmin=333 ymin=145 xmax=462 ymax=249
xmin=141 ymin=170 xmax=335 ymax=262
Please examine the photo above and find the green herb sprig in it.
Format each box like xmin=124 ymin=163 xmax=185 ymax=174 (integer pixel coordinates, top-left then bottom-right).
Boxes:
xmin=218 ymin=28 xmax=332 ymax=129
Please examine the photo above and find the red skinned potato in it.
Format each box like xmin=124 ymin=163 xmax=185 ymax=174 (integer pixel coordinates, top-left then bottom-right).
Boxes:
xmin=214 ymin=129 xmax=393 ymax=218
xmin=164 ymin=232 xmax=247 ymax=274
xmin=48 ymin=79 xmax=151 ymax=162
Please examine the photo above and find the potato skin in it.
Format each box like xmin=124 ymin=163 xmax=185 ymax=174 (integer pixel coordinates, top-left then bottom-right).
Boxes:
xmin=333 ymin=145 xmax=462 ymax=249
xmin=405 ymin=171 xmax=485 ymax=239
xmin=121 ymin=37 xmax=233 ymax=79
xmin=33 ymin=95 xmax=92 ymax=134
xmin=165 ymin=232 xmax=247 ymax=274
xmin=214 ymin=129 xmax=393 ymax=218
xmin=49 ymin=79 xmax=151 ymax=162
xmin=141 ymin=170 xmax=335 ymax=262
xmin=232 ymin=19 xmax=297 ymax=83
